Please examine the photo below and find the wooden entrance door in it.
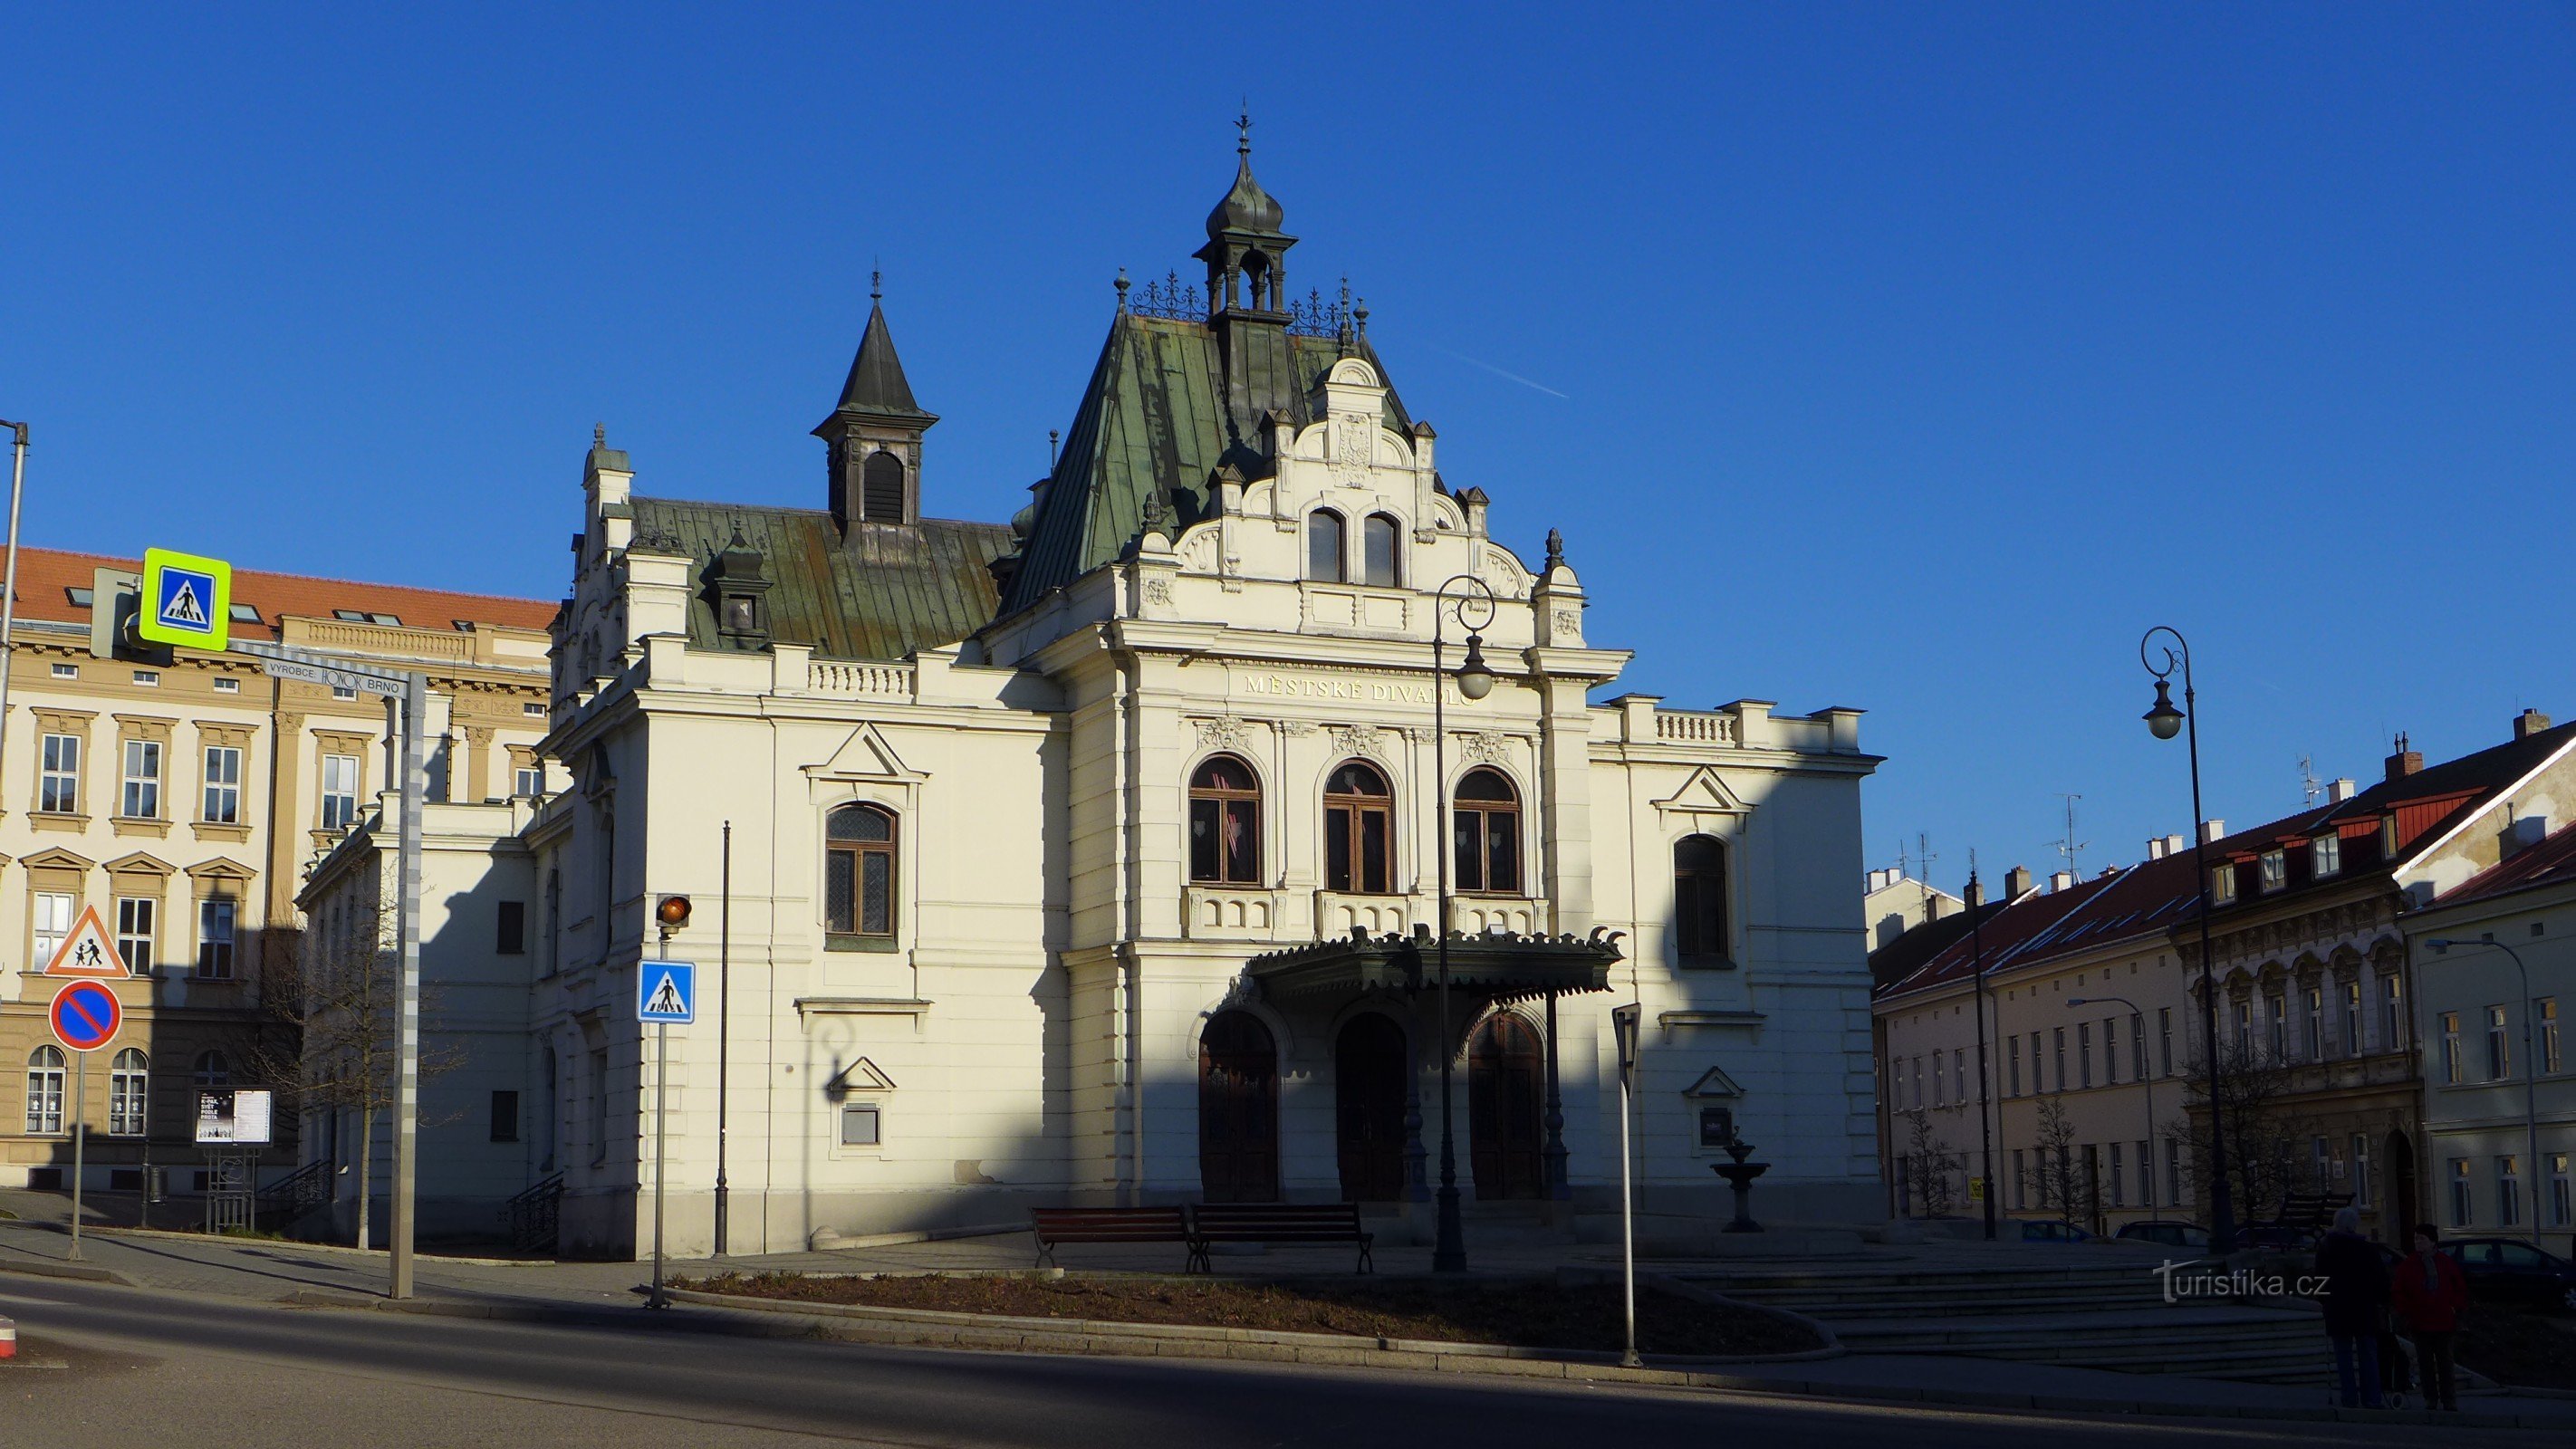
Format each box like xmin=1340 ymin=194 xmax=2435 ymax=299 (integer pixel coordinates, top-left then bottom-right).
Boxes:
xmin=1469 ymin=1013 xmax=1545 ymax=1201
xmin=1336 ymin=1014 xmax=1408 ymax=1202
xmin=1198 ymin=1012 xmax=1278 ymax=1203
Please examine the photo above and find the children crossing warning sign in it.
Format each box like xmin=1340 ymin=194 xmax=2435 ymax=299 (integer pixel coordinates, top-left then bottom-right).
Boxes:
xmin=43 ymin=903 xmax=130 ymax=978
xmin=637 ymin=962 xmax=696 ymax=1024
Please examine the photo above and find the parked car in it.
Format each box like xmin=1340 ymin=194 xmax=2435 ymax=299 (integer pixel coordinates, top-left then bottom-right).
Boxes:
xmin=2443 ymin=1237 xmax=2576 ymax=1311
xmin=2116 ymin=1220 xmax=2211 ymax=1251
xmin=2020 ymin=1219 xmax=2092 ymax=1243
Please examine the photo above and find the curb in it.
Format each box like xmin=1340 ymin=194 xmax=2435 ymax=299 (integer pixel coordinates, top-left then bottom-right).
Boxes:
xmin=87 ymin=1223 xmax=536 ymax=1267
xmin=0 ymin=1255 xmax=135 ymax=1286
xmin=648 ymin=1283 xmax=2571 ymax=1430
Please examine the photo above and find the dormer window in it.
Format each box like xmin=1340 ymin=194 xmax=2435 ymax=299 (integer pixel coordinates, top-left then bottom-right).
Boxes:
xmin=2210 ymin=865 xmax=2238 ymax=906
xmin=706 ymin=529 xmax=773 ymax=651
xmin=2259 ymin=849 xmax=2287 ymax=893
xmin=861 ymin=451 xmax=906 ymax=523
xmin=2312 ymin=832 xmax=2341 ymax=878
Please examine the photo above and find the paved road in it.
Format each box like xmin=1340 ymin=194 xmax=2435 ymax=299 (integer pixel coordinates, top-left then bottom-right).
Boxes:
xmin=0 ymin=1275 xmax=2525 ymax=1449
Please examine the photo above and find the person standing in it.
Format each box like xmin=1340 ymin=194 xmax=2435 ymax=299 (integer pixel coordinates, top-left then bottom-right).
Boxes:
xmin=2313 ymin=1204 xmax=2389 ymax=1409
xmin=2389 ymin=1223 xmax=2469 ymax=1412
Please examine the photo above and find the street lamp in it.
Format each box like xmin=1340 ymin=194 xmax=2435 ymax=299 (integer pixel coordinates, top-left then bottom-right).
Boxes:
xmin=2139 ymin=626 xmax=2237 ymax=1254
xmin=1429 ymin=573 xmax=1495 ymax=1274
xmin=2427 ymin=936 xmax=2544 ymax=1247
xmin=2069 ymin=994 xmax=2157 ymax=1223
xmin=1968 ymin=860 xmax=1996 ymax=1240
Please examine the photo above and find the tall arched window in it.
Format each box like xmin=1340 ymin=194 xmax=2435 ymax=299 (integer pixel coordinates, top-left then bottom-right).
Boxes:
xmin=194 ymin=1049 xmax=231 ymax=1088
xmin=861 ymin=450 xmax=906 ymax=523
xmin=1674 ymin=834 xmax=1731 ymax=964
xmin=1361 ymin=513 xmax=1401 ymax=588
xmin=1199 ymin=1011 xmax=1279 ymax=1203
xmin=25 ymin=1046 xmax=65 ymax=1135
xmin=1452 ymin=768 xmax=1521 ymax=894
xmin=1188 ymin=756 xmax=1262 ymax=885
xmin=826 ymin=802 xmax=899 ymax=943
xmin=1324 ymin=760 xmax=1394 ymax=894
xmin=110 ymin=1048 xmax=148 ymax=1137
xmin=1306 ymin=510 xmax=1347 ymax=582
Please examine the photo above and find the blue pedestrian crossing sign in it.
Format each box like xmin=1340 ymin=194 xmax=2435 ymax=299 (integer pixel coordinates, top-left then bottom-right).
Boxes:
xmin=138 ymin=547 xmax=234 ymax=650
xmin=638 ymin=962 xmax=697 ymax=1024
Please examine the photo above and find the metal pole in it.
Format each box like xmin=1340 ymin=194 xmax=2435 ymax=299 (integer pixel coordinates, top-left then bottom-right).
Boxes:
xmin=68 ymin=1052 xmax=86 ymax=1260
xmin=2488 ymin=938 xmax=2543 ymax=1248
xmin=0 ymin=422 xmax=26 ymax=824
xmin=2179 ymin=660 xmax=2235 ymax=1253
xmin=1431 ymin=622 xmax=1464 ymax=1273
xmin=1618 ymin=1055 xmax=1638 ymax=1367
xmin=1969 ymin=865 xmax=1995 ymax=1239
xmin=389 ymin=672 xmax=426 ymax=1299
xmin=649 ymin=1021 xmax=669 ymax=1309
xmin=715 ymin=820 xmax=731 ymax=1257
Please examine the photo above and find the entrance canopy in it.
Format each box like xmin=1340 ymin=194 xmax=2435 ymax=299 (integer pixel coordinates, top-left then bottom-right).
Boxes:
xmin=1245 ymin=926 xmax=1624 ymax=1005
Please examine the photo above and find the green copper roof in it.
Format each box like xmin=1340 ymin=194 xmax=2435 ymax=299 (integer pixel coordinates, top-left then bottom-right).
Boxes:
xmin=998 ymin=313 xmax=1413 ymax=615
xmin=630 ymin=496 xmax=1012 ymax=662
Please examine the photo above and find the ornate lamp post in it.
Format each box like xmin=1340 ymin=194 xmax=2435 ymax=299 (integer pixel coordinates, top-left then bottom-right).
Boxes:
xmin=2427 ymin=936 xmax=2544 ymax=1247
xmin=2067 ymin=993 xmax=2156 ymax=1221
xmin=1429 ymin=573 xmax=1495 ymax=1273
xmin=2140 ymin=626 xmax=2236 ymax=1254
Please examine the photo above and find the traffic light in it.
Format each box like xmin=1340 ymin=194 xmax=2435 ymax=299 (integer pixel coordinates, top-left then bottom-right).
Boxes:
xmin=88 ymin=567 xmax=172 ymax=666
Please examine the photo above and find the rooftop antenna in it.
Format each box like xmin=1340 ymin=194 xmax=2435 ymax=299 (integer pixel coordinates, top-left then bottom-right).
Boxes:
xmin=2298 ymin=753 xmax=2322 ymax=807
xmin=1899 ymin=832 xmax=1937 ymax=889
xmin=2052 ymin=794 xmax=2088 ymax=883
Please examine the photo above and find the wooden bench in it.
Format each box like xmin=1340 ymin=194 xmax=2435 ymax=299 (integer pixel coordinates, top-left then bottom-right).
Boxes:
xmin=1187 ymin=1202 xmax=1374 ymax=1274
xmin=1029 ymin=1206 xmax=1194 ymax=1270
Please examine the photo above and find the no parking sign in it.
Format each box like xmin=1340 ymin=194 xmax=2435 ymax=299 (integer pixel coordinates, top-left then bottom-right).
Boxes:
xmin=49 ymin=979 xmax=121 ymax=1053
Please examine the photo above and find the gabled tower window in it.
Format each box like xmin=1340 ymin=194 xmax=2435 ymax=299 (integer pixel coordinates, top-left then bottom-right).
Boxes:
xmin=706 ymin=529 xmax=773 ymax=651
xmin=1362 ymin=513 xmax=1400 ymax=587
xmin=862 ymin=451 xmax=906 ymax=523
xmin=1307 ymin=510 xmax=1346 ymax=582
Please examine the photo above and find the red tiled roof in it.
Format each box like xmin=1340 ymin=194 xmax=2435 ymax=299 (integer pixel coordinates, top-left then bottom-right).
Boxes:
xmin=5 ymin=545 xmax=556 ymax=641
xmin=2434 ymin=820 xmax=2576 ymax=909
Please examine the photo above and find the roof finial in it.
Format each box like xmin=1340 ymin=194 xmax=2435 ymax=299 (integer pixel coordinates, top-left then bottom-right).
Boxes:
xmin=1545 ymin=528 xmax=1564 ymax=571
xmin=1115 ymin=267 xmax=1130 ymax=312
xmin=870 ymin=264 xmax=882 ymax=302
xmin=593 ymin=422 xmax=605 ymax=448
xmin=1354 ymin=297 xmax=1369 ymax=336
xmin=1237 ymin=101 xmax=1252 ymax=157
xmin=1048 ymin=428 xmax=1060 ymax=466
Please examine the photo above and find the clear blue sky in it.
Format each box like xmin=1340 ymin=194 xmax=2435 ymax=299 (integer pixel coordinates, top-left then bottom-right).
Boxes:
xmin=4 ymin=5 xmax=2570 ymax=897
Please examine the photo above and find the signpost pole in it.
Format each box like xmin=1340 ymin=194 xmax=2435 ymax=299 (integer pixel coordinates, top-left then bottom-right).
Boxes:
xmin=389 ymin=672 xmax=426 ymax=1300
xmin=649 ymin=1020 xmax=669 ymax=1310
xmin=68 ymin=1053 xmax=86 ymax=1261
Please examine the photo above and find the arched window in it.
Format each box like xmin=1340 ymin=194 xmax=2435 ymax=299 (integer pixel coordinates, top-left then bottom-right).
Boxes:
xmin=194 ymin=1049 xmax=231 ymax=1088
xmin=110 ymin=1048 xmax=149 ymax=1137
xmin=826 ymin=802 xmax=899 ymax=943
xmin=1452 ymin=768 xmax=1521 ymax=894
xmin=1361 ymin=513 xmax=1401 ymax=588
xmin=1674 ymin=834 xmax=1731 ymax=964
xmin=24 ymin=1046 xmax=65 ymax=1135
xmin=861 ymin=451 xmax=906 ymax=523
xmin=1188 ymin=755 xmax=1262 ymax=886
xmin=1306 ymin=510 xmax=1347 ymax=582
xmin=1198 ymin=1011 xmax=1279 ymax=1203
xmin=1323 ymin=760 xmax=1394 ymax=894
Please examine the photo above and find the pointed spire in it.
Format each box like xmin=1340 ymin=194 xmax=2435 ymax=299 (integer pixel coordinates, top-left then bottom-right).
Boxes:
xmin=826 ymin=294 xmax=930 ymax=422
xmin=1206 ymin=108 xmax=1284 ymax=239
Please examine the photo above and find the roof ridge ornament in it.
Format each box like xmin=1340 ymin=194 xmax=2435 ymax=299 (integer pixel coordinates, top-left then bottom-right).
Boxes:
xmin=1237 ymin=102 xmax=1252 ymax=158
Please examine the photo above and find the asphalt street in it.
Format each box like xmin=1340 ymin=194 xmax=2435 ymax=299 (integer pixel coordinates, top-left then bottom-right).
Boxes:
xmin=0 ymin=1274 xmax=2533 ymax=1448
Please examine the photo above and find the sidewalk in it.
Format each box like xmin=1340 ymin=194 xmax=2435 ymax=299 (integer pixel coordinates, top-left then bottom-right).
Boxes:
xmin=5 ymin=1195 xmax=2573 ymax=1430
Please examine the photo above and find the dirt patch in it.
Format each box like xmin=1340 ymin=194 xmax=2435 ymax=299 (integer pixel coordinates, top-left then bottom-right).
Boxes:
xmin=675 ymin=1271 xmax=1823 ymax=1358
xmin=2455 ymin=1304 xmax=2576 ymax=1392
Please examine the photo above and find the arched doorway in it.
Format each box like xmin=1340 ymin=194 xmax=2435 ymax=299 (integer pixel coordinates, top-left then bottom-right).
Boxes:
xmin=2386 ymin=1130 xmax=2417 ymax=1242
xmin=1199 ymin=1012 xmax=1278 ymax=1204
xmin=1336 ymin=1014 xmax=1408 ymax=1202
xmin=1469 ymin=1012 xmax=1545 ymax=1200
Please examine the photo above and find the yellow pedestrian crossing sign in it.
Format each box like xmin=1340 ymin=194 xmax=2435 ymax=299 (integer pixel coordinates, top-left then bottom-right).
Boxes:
xmin=638 ymin=962 xmax=696 ymax=1024
xmin=138 ymin=548 xmax=233 ymax=650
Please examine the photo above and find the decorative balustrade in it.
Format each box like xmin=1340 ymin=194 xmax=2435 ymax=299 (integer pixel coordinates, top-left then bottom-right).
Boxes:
xmin=1654 ymin=710 xmax=1737 ymax=746
xmin=290 ymin=618 xmax=475 ymax=662
xmin=807 ymin=660 xmax=916 ymax=697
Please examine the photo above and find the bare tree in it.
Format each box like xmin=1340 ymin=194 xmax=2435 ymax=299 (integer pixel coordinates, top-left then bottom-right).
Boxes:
xmin=245 ymin=889 xmax=462 ymax=1248
xmin=1899 ymin=1108 xmax=1963 ymax=1218
xmin=2175 ymin=1040 xmax=2310 ymax=1230
xmin=2025 ymin=1095 xmax=2086 ymax=1217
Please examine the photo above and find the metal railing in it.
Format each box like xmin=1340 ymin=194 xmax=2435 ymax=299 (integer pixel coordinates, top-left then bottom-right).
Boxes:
xmin=505 ymin=1172 xmax=565 ymax=1255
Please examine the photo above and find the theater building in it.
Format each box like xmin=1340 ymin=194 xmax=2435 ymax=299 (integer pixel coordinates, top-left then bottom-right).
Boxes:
xmin=325 ymin=142 xmax=1884 ymax=1256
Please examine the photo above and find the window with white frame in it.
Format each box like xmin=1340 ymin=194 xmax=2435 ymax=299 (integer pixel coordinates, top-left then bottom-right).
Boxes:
xmin=2381 ymin=974 xmax=2406 ymax=1051
xmin=2449 ymin=1158 xmax=2473 ymax=1227
xmin=39 ymin=732 xmax=80 ymax=813
xmin=2007 ymin=1036 xmax=2021 ymax=1096
xmin=514 ymin=764 xmax=543 ymax=798
xmin=196 ymin=897 xmax=237 ymax=979
xmin=2011 ymin=1148 xmax=2026 ymax=1209
xmin=202 ymin=744 xmax=242 ymax=824
xmin=24 ymin=1046 xmax=66 ymax=1134
xmin=2352 ymin=1133 xmax=2373 ymax=1209
xmin=2052 ymin=1028 xmax=2065 ymax=1090
xmin=1952 ymin=1048 xmax=1965 ymax=1103
xmin=2110 ymin=1142 xmax=2125 ymax=1206
xmin=1930 ymin=1053 xmax=1943 ymax=1108
xmin=2265 ymin=991 xmax=2287 ymax=1061
xmin=212 ymin=676 xmax=239 ymax=694
xmin=2078 ymin=1022 xmax=2092 ymax=1088
xmin=2158 ymin=1008 xmax=2174 ymax=1076
xmin=321 ymin=753 xmax=360 ymax=830
xmin=50 ymin=662 xmax=76 ymax=679
xmin=2232 ymin=1000 xmax=2251 ymax=1058
xmin=2166 ymin=1137 xmax=2183 ymax=1208
xmin=2101 ymin=1017 xmax=2119 ymax=1083
xmin=32 ymin=891 xmax=74 ymax=969
xmin=2259 ymin=849 xmax=2286 ymax=892
xmin=839 ymin=1101 xmax=883 ymax=1147
xmin=120 ymin=738 xmax=161 ymax=819
xmin=2440 ymin=1012 xmax=2462 ymax=1083
xmin=2303 ymin=987 xmax=2322 ymax=1061
xmin=523 ymin=701 xmax=545 ymax=717
xmin=2130 ymin=1013 xmax=2147 ymax=1080
xmin=2341 ymin=980 xmax=2362 ymax=1057
xmin=1910 ymin=1058 xmax=1922 ymax=1110
xmin=2210 ymin=866 xmax=2237 ymax=905
xmin=116 ymin=896 xmax=156 ymax=976
xmin=2498 ymin=1156 xmax=2523 ymax=1227
xmin=2312 ymin=831 xmax=2340 ymax=877
xmin=2488 ymin=1005 xmax=2512 ymax=1080
xmin=109 ymin=1048 xmax=148 ymax=1136
xmin=2551 ymin=1153 xmax=2571 ymax=1230
xmin=2542 ymin=998 xmax=2562 ymax=1075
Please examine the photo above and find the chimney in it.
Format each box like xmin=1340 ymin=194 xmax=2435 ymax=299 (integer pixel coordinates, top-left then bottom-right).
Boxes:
xmin=2386 ymin=733 xmax=2422 ymax=782
xmin=2328 ymin=778 xmax=2357 ymax=803
xmin=2507 ymin=815 xmax=2549 ymax=856
xmin=2004 ymin=865 xmax=2033 ymax=898
xmin=2049 ymin=869 xmax=2075 ymax=892
xmin=1965 ymin=878 xmax=1985 ymax=908
xmin=2148 ymin=836 xmax=2168 ymax=860
xmin=2514 ymin=709 xmax=2552 ymax=742
xmin=2199 ymin=820 xmax=2226 ymax=844
xmin=1867 ymin=868 xmax=1890 ymax=892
